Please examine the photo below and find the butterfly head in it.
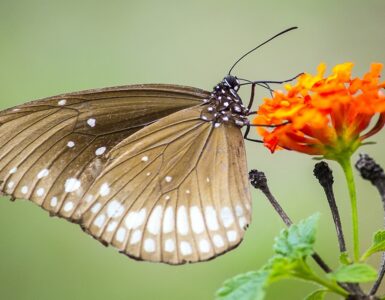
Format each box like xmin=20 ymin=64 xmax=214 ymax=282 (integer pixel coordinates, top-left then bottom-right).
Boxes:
xmin=200 ymin=75 xmax=248 ymax=128
xmin=223 ymin=75 xmax=240 ymax=91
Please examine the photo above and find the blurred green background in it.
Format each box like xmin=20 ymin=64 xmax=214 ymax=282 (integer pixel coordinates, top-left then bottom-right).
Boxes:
xmin=1 ymin=1 xmax=385 ymax=299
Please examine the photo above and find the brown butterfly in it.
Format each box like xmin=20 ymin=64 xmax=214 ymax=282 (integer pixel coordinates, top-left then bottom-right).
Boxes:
xmin=0 ymin=28 xmax=297 ymax=265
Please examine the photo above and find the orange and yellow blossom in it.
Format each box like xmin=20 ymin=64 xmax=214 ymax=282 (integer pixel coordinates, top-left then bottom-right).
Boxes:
xmin=255 ymin=62 xmax=385 ymax=161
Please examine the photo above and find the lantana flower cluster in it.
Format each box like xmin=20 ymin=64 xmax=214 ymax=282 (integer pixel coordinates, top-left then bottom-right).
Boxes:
xmin=255 ymin=63 xmax=385 ymax=161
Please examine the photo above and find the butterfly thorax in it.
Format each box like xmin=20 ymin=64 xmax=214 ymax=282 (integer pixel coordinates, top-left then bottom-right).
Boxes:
xmin=200 ymin=76 xmax=249 ymax=128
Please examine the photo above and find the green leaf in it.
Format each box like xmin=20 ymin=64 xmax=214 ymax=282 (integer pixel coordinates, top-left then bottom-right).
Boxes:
xmin=266 ymin=255 xmax=308 ymax=282
xmin=361 ymin=230 xmax=385 ymax=260
xmin=265 ymin=215 xmax=321 ymax=284
xmin=374 ymin=230 xmax=385 ymax=244
xmin=361 ymin=141 xmax=377 ymax=146
xmin=304 ymin=290 xmax=327 ymax=300
xmin=327 ymin=263 xmax=378 ymax=283
xmin=339 ymin=252 xmax=351 ymax=265
xmin=216 ymin=271 xmax=269 ymax=300
xmin=273 ymin=214 xmax=319 ymax=259
xmin=267 ymin=256 xmax=297 ymax=282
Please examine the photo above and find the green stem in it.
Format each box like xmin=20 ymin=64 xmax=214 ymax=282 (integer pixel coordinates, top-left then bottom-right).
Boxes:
xmin=339 ymin=157 xmax=360 ymax=262
xmin=310 ymin=276 xmax=348 ymax=297
xmin=303 ymin=269 xmax=349 ymax=297
xmin=297 ymin=260 xmax=349 ymax=297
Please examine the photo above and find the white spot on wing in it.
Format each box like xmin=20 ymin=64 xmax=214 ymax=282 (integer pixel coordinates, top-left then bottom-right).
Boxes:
xmin=144 ymin=238 xmax=156 ymax=252
xmin=130 ymin=229 xmax=142 ymax=245
xmin=227 ymin=230 xmax=237 ymax=242
xmin=141 ymin=156 xmax=149 ymax=162
xmin=36 ymin=188 xmax=45 ymax=197
xmin=125 ymin=208 xmax=146 ymax=229
xmin=180 ymin=241 xmax=192 ymax=256
xmin=21 ymin=186 xmax=28 ymax=194
xmin=94 ymin=214 xmax=106 ymax=228
xmin=205 ymin=206 xmax=219 ymax=231
xmin=37 ymin=169 xmax=49 ymax=179
xmin=164 ymin=239 xmax=175 ymax=252
xmin=7 ymin=181 xmax=14 ymax=189
xmin=199 ymin=239 xmax=211 ymax=253
xmin=50 ymin=197 xmax=58 ymax=207
xmin=99 ymin=183 xmax=110 ymax=196
xmin=163 ymin=207 xmax=174 ymax=233
xmin=63 ymin=201 xmax=74 ymax=212
xmin=235 ymin=205 xmax=244 ymax=217
xmin=221 ymin=207 xmax=234 ymax=228
xmin=91 ymin=202 xmax=102 ymax=213
xmin=67 ymin=141 xmax=75 ymax=148
xmin=239 ymin=217 xmax=247 ymax=229
xmin=177 ymin=206 xmax=189 ymax=235
xmin=107 ymin=200 xmax=124 ymax=218
xmin=213 ymin=234 xmax=224 ymax=248
xmin=190 ymin=206 xmax=205 ymax=234
xmin=65 ymin=178 xmax=81 ymax=193
xmin=107 ymin=221 xmax=118 ymax=232
xmin=116 ymin=228 xmax=127 ymax=242
xmin=58 ymin=99 xmax=67 ymax=106
xmin=85 ymin=194 xmax=94 ymax=203
xmin=95 ymin=147 xmax=106 ymax=156
xmin=9 ymin=167 xmax=17 ymax=174
xmin=87 ymin=118 xmax=96 ymax=127
xmin=165 ymin=176 xmax=172 ymax=182
xmin=147 ymin=205 xmax=163 ymax=235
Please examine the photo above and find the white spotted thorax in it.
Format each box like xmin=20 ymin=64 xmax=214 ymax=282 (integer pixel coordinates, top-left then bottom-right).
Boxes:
xmin=200 ymin=75 xmax=249 ymax=128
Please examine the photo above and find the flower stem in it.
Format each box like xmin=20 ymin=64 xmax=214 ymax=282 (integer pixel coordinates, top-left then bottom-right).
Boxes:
xmin=304 ymin=266 xmax=349 ymax=297
xmin=355 ymin=153 xmax=385 ymax=296
xmin=311 ymin=276 xmax=349 ymax=297
xmin=339 ymin=157 xmax=360 ymax=262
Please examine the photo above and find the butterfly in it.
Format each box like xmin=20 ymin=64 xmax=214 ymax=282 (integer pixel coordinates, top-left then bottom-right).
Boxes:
xmin=0 ymin=28 xmax=297 ymax=265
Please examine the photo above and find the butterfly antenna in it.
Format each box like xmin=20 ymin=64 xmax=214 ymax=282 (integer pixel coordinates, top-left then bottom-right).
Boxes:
xmin=228 ymin=26 xmax=298 ymax=75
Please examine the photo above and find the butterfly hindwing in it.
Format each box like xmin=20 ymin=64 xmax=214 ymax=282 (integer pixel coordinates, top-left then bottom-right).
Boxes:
xmin=0 ymin=85 xmax=208 ymax=221
xmin=79 ymin=105 xmax=252 ymax=264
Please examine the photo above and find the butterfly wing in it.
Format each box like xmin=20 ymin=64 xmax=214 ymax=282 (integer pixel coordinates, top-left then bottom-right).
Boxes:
xmin=0 ymin=84 xmax=208 ymax=221
xmin=79 ymin=105 xmax=251 ymax=264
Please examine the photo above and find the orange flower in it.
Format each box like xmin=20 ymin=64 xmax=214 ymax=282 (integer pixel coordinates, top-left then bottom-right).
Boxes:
xmin=255 ymin=62 xmax=385 ymax=160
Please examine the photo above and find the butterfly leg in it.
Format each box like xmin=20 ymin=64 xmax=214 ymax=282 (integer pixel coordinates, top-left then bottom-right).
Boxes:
xmin=242 ymin=72 xmax=302 ymax=90
xmin=243 ymin=124 xmax=263 ymax=143
xmin=248 ymin=121 xmax=290 ymax=128
xmin=245 ymin=81 xmax=275 ymax=111
xmin=246 ymin=83 xmax=257 ymax=111
xmin=244 ymin=121 xmax=290 ymax=143
xmin=257 ymin=82 xmax=273 ymax=98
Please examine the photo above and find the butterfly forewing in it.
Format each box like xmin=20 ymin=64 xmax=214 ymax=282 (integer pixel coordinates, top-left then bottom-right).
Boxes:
xmin=0 ymin=85 xmax=207 ymax=221
xmin=79 ymin=105 xmax=251 ymax=264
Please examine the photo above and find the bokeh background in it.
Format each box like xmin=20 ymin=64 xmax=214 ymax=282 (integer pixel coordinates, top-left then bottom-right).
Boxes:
xmin=1 ymin=1 xmax=385 ymax=299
